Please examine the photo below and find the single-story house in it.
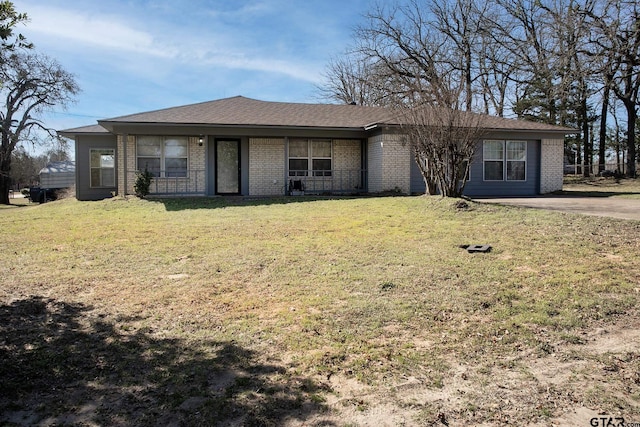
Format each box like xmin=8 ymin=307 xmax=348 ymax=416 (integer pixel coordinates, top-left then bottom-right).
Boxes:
xmin=58 ymin=96 xmax=573 ymax=201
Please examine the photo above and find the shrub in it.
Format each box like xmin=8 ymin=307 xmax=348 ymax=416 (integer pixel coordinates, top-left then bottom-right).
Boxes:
xmin=134 ymin=168 xmax=154 ymax=198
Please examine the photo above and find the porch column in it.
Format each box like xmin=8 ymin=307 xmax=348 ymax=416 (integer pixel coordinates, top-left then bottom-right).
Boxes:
xmin=116 ymin=134 xmax=127 ymax=196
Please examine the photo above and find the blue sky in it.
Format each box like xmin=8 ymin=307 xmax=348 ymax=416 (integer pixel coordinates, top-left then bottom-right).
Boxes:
xmin=16 ymin=0 xmax=375 ymax=139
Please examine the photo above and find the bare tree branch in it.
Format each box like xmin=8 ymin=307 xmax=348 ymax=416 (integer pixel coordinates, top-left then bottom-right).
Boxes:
xmin=0 ymin=52 xmax=79 ymax=204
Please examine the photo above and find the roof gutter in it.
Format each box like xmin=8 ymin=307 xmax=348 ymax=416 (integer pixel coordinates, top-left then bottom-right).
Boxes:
xmin=97 ymin=120 xmax=369 ymax=133
xmin=363 ymin=122 xmax=574 ymax=134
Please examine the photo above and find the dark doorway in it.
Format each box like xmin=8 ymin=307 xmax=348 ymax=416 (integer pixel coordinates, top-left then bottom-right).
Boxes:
xmin=215 ymin=139 xmax=240 ymax=194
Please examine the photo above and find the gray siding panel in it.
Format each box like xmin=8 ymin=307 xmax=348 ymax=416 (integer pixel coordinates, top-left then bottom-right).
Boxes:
xmin=409 ymin=140 xmax=541 ymax=196
xmin=410 ymin=155 xmax=427 ymax=194
xmin=40 ymin=173 xmax=75 ymax=188
xmin=463 ymin=140 xmax=540 ymax=197
xmin=75 ymin=134 xmax=118 ymax=201
xmin=39 ymin=161 xmax=75 ymax=188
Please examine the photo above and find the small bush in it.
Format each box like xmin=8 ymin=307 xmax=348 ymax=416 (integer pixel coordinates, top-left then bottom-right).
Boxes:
xmin=56 ymin=186 xmax=76 ymax=200
xmin=134 ymin=168 xmax=154 ymax=198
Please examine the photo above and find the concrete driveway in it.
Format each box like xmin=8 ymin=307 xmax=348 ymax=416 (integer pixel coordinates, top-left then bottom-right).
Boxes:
xmin=475 ymin=195 xmax=640 ymax=220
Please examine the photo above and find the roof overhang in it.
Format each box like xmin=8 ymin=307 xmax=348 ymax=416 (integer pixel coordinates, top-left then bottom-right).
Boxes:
xmin=363 ymin=121 xmax=575 ymax=135
xmin=96 ymin=120 xmax=372 ymax=139
xmin=57 ymin=124 xmax=112 ymax=138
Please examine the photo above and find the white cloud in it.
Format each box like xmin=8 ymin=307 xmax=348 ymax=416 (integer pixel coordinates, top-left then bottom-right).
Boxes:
xmin=213 ymin=55 xmax=322 ymax=84
xmin=25 ymin=5 xmax=175 ymax=58
xmin=23 ymin=3 xmax=321 ymax=83
xmin=203 ymin=1 xmax=274 ymax=21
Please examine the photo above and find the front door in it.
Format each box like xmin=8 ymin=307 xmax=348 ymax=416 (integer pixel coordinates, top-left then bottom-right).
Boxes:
xmin=215 ymin=139 xmax=240 ymax=194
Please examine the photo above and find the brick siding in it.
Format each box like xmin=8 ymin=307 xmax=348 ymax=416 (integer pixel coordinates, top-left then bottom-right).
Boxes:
xmin=367 ymin=133 xmax=411 ymax=193
xmin=116 ymin=135 xmax=125 ymax=196
xmin=249 ymin=138 xmax=286 ymax=195
xmin=117 ymin=135 xmax=205 ymax=195
xmin=540 ymin=138 xmax=564 ymax=193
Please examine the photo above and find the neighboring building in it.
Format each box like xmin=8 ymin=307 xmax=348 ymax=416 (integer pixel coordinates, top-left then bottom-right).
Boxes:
xmin=39 ymin=161 xmax=76 ymax=189
xmin=58 ymin=96 xmax=572 ymax=201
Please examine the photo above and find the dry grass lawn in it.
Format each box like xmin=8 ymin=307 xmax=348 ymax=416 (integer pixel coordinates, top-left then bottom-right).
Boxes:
xmin=1 ymin=183 xmax=639 ymax=426
xmin=563 ymin=175 xmax=640 ymax=198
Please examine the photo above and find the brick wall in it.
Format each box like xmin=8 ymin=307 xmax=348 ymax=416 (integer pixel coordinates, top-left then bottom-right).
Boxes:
xmin=333 ymin=139 xmax=361 ymax=170
xmin=332 ymin=139 xmax=362 ymax=192
xmin=540 ymin=138 xmax=564 ymax=193
xmin=125 ymin=135 xmax=136 ymax=194
xmin=189 ymin=136 xmax=206 ymax=175
xmin=116 ymin=135 xmax=137 ymax=196
xmin=118 ymin=135 xmax=206 ymax=195
xmin=116 ymin=135 xmax=125 ymax=196
xmin=367 ymin=133 xmax=411 ymax=193
xmin=249 ymin=138 xmax=286 ymax=195
xmin=367 ymin=135 xmax=383 ymax=192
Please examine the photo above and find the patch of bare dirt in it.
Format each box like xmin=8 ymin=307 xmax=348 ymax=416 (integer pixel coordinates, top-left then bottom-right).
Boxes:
xmin=293 ymin=316 xmax=640 ymax=426
xmin=2 ymin=297 xmax=638 ymax=426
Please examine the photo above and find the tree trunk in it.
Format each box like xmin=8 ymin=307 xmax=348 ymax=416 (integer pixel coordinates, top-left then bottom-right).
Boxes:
xmin=582 ymin=97 xmax=591 ymax=178
xmin=465 ymin=50 xmax=473 ymax=111
xmin=575 ymin=135 xmax=583 ymax=175
xmin=598 ymin=83 xmax=610 ymax=173
xmin=625 ymin=102 xmax=637 ymax=177
xmin=0 ymin=159 xmax=11 ymax=205
xmin=414 ymin=152 xmax=438 ymax=195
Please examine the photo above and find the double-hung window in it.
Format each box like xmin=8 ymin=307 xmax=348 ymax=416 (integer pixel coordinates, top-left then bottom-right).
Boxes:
xmin=90 ymin=149 xmax=115 ymax=187
xmin=288 ymin=139 xmax=332 ymax=177
xmin=506 ymin=141 xmax=526 ymax=180
xmin=137 ymin=136 xmax=188 ymax=177
xmin=483 ymin=140 xmax=526 ymax=181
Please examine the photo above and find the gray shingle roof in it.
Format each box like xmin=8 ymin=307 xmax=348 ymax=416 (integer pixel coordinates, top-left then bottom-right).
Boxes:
xmin=100 ymin=96 xmax=394 ymax=129
xmin=39 ymin=161 xmax=76 ymax=174
xmin=464 ymin=113 xmax=575 ymax=132
xmin=63 ymin=96 xmax=574 ymax=134
xmin=57 ymin=124 xmax=110 ymax=135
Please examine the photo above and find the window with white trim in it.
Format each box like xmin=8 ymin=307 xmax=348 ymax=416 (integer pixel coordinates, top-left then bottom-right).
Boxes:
xmin=483 ymin=140 xmax=526 ymax=181
xmin=137 ymin=136 xmax=188 ymax=177
xmin=90 ymin=149 xmax=115 ymax=187
xmin=288 ymin=139 xmax=332 ymax=177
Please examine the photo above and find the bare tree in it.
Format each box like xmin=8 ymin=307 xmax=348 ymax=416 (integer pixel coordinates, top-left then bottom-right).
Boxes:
xmin=9 ymin=146 xmax=37 ymax=188
xmin=585 ymin=0 xmax=640 ymax=177
xmin=552 ymin=0 xmax=599 ymax=176
xmin=608 ymin=1 xmax=640 ymax=177
xmin=316 ymin=54 xmax=408 ymax=106
xmin=323 ymin=0 xmax=504 ymax=113
xmin=320 ymin=0 xmax=640 ymax=185
xmin=352 ymin=0 xmax=497 ymax=195
xmin=0 ymin=52 xmax=79 ymax=204
xmin=354 ymin=1 xmax=465 ymax=108
xmin=589 ymin=35 xmax=618 ymax=174
xmin=490 ymin=0 xmax=564 ymax=124
xmin=429 ymin=0 xmax=493 ymax=111
xmin=479 ymin=0 xmax=606 ymax=174
xmin=396 ymin=100 xmax=486 ymax=196
xmin=477 ymin=30 xmax=516 ymax=117
xmin=319 ymin=0 xmax=639 ymax=179
xmin=318 ymin=56 xmax=368 ymax=105
xmin=323 ymin=0 xmax=491 ymax=196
